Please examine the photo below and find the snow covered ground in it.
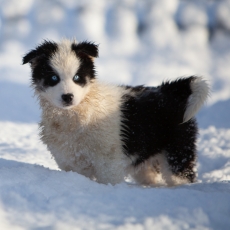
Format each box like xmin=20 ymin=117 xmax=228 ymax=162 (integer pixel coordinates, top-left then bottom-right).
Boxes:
xmin=0 ymin=0 xmax=230 ymax=229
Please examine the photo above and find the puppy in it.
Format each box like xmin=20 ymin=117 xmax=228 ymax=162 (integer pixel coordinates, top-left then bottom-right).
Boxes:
xmin=23 ymin=39 xmax=209 ymax=186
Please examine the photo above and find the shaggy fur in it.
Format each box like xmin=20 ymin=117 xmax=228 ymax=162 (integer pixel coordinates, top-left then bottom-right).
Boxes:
xmin=23 ymin=39 xmax=209 ymax=186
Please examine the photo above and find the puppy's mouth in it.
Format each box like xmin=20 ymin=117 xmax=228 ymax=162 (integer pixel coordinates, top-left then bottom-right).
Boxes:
xmin=62 ymin=102 xmax=74 ymax=109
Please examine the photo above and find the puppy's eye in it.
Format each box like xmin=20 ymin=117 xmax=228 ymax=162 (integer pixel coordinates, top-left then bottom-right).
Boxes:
xmin=51 ymin=75 xmax=59 ymax=82
xmin=46 ymin=75 xmax=60 ymax=87
xmin=73 ymin=75 xmax=80 ymax=83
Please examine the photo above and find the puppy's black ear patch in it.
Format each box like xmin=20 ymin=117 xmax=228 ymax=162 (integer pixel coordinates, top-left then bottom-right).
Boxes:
xmin=22 ymin=40 xmax=58 ymax=65
xmin=72 ymin=41 xmax=99 ymax=58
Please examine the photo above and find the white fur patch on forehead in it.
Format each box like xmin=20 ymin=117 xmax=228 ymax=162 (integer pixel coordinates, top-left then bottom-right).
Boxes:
xmin=49 ymin=39 xmax=80 ymax=78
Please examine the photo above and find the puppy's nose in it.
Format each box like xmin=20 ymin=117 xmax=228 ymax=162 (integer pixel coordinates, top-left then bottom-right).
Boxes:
xmin=62 ymin=93 xmax=74 ymax=104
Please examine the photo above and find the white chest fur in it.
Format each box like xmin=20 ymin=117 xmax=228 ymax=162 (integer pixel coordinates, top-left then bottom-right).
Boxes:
xmin=39 ymin=82 xmax=131 ymax=184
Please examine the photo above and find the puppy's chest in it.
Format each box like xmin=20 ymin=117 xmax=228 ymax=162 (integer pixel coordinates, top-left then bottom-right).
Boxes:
xmin=42 ymin=119 xmax=96 ymax=154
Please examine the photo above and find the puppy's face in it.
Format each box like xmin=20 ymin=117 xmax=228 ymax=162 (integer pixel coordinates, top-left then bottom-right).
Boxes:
xmin=23 ymin=40 xmax=98 ymax=109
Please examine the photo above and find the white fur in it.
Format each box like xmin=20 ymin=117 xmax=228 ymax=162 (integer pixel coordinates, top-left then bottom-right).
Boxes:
xmin=132 ymin=153 xmax=190 ymax=187
xmin=183 ymin=77 xmax=210 ymax=122
xmin=40 ymin=39 xmax=90 ymax=109
xmin=39 ymin=81 xmax=132 ymax=185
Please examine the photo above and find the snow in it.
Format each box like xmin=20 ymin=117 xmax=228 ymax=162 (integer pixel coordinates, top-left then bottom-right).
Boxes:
xmin=0 ymin=0 xmax=230 ymax=229
xmin=1 ymin=159 xmax=230 ymax=230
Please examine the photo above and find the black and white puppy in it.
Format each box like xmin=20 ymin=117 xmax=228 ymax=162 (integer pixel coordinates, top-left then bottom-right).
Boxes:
xmin=23 ymin=39 xmax=209 ymax=186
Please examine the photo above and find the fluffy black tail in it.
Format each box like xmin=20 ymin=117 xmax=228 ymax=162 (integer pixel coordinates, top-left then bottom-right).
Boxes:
xmin=159 ymin=76 xmax=209 ymax=124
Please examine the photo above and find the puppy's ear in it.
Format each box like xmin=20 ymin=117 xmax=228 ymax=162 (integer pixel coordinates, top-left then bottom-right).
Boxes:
xmin=22 ymin=40 xmax=58 ymax=65
xmin=72 ymin=41 xmax=99 ymax=58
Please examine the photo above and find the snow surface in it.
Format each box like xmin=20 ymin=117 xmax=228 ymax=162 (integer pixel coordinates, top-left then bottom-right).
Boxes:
xmin=0 ymin=0 xmax=230 ymax=229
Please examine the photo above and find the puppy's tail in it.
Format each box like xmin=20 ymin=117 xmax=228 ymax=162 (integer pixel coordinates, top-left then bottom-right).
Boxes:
xmin=183 ymin=77 xmax=210 ymax=123
xmin=159 ymin=76 xmax=210 ymax=124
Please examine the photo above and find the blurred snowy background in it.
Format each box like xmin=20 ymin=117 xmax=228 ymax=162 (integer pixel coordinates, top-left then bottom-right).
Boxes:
xmin=0 ymin=0 xmax=230 ymax=229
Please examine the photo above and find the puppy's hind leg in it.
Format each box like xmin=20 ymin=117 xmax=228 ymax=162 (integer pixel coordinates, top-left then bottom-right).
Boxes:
xmin=164 ymin=140 xmax=197 ymax=185
xmin=131 ymin=157 xmax=164 ymax=186
xmin=131 ymin=153 xmax=188 ymax=187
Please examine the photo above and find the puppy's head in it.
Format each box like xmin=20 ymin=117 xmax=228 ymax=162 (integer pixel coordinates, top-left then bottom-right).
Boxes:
xmin=23 ymin=39 xmax=98 ymax=109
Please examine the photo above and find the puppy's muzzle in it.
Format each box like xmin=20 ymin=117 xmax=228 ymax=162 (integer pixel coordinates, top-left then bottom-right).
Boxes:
xmin=62 ymin=93 xmax=74 ymax=105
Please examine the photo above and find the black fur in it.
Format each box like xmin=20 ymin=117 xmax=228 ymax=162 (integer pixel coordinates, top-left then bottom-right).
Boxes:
xmin=74 ymin=57 xmax=96 ymax=83
xmin=72 ymin=73 xmax=88 ymax=87
xmin=71 ymin=41 xmax=99 ymax=58
xmin=72 ymin=42 xmax=98 ymax=81
xmin=32 ymin=59 xmax=60 ymax=90
xmin=121 ymin=77 xmax=198 ymax=182
xmin=22 ymin=40 xmax=58 ymax=64
xmin=22 ymin=40 xmax=59 ymax=91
